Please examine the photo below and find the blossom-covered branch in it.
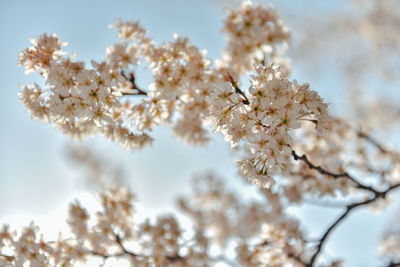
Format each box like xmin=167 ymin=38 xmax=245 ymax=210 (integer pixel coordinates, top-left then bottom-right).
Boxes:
xmin=291 ymin=150 xmax=381 ymax=195
xmin=14 ymin=0 xmax=400 ymax=265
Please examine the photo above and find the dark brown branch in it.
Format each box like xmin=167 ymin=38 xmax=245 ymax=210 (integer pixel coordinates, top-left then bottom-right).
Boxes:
xmin=121 ymin=91 xmax=147 ymax=96
xmin=291 ymin=150 xmax=381 ymax=195
xmin=88 ymin=233 xmax=185 ymax=263
xmin=225 ymin=72 xmax=250 ymax=105
xmin=87 ymin=250 xmax=124 ymax=259
xmin=291 ymin=150 xmax=400 ymax=266
xmin=114 ymin=232 xmax=138 ymax=258
xmin=166 ymin=254 xmax=184 ymax=262
xmin=306 ymin=205 xmax=352 ymax=266
xmin=234 ymin=86 xmax=250 ymax=105
xmin=305 ymin=182 xmax=400 ymax=266
xmin=386 ymin=261 xmax=400 ymax=267
xmin=114 ymin=232 xmax=184 ymax=263
xmin=121 ymin=71 xmax=148 ymax=96
xmin=86 ymin=233 xmax=141 ymax=260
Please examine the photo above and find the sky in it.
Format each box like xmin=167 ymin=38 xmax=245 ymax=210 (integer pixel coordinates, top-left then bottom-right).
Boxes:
xmin=0 ymin=0 xmax=397 ymax=266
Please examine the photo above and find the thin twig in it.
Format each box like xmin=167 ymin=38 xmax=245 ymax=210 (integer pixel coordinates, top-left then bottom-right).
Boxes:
xmin=357 ymin=130 xmax=394 ymax=157
xmin=87 ymin=250 xmax=123 ymax=259
xmin=121 ymin=71 xmax=148 ymax=96
xmin=225 ymin=72 xmax=250 ymax=105
xmin=114 ymin=232 xmax=138 ymax=258
xmin=166 ymin=254 xmax=184 ymax=262
xmin=88 ymin=232 xmax=185 ymax=263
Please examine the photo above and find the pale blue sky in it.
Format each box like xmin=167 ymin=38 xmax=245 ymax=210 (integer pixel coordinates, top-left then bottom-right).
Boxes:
xmin=0 ymin=0 xmax=396 ymax=266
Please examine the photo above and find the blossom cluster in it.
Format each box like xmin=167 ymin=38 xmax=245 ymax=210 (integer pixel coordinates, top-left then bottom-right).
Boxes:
xmin=218 ymin=1 xmax=290 ymax=77
xmin=0 ymin=173 xmax=314 ymax=267
xmin=17 ymin=1 xmax=335 ymax=194
xmin=380 ymin=220 xmax=400 ymax=264
xmin=133 ymin=34 xmax=223 ymax=145
xmin=208 ymin=62 xmax=332 ymax=187
xmin=179 ymin=174 xmax=308 ymax=266
xmin=18 ymin=32 xmax=152 ymax=150
xmin=0 ymin=185 xmax=135 ymax=267
xmin=18 ymin=1 xmax=293 ymax=150
xmin=18 ymin=23 xmax=220 ymax=148
xmin=15 ymin=1 xmax=400 ymax=265
xmin=4 ymin=140 xmax=398 ymax=266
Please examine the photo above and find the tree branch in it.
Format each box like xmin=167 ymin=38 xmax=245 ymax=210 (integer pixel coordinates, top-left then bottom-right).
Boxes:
xmin=386 ymin=261 xmax=400 ymax=267
xmin=120 ymin=71 xmax=148 ymax=96
xmin=87 ymin=233 xmax=186 ymax=263
xmin=166 ymin=254 xmax=185 ymax=262
xmin=291 ymin=150 xmax=381 ymax=195
xmin=225 ymin=72 xmax=250 ymax=105
xmin=305 ymin=182 xmax=400 ymax=266
xmin=291 ymin=150 xmax=400 ymax=266
xmin=113 ymin=232 xmax=138 ymax=258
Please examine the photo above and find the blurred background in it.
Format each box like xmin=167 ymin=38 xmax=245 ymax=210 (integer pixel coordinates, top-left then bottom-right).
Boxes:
xmin=1 ymin=0 xmax=399 ymax=266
